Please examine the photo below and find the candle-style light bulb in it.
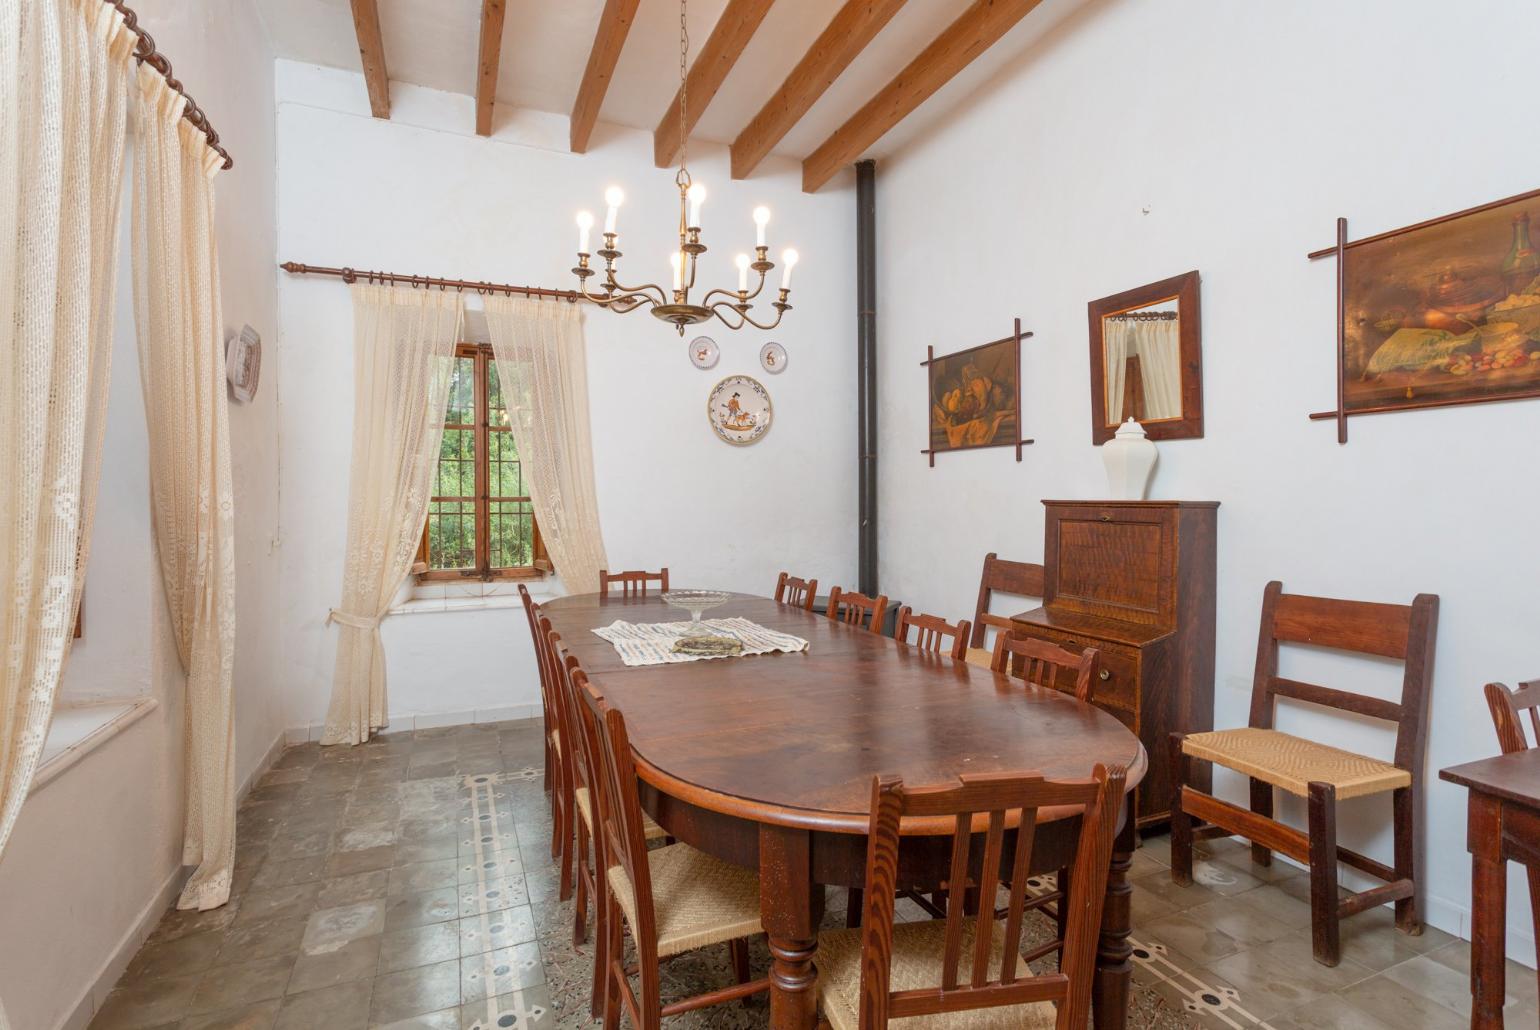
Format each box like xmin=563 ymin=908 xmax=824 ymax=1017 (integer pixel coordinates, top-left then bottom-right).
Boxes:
xmin=670 ymin=251 xmax=684 ymax=291
xmin=753 ymin=205 xmax=771 ymax=247
xmin=735 ymin=253 xmax=750 ymax=292
xmin=604 ymin=186 xmax=624 ymax=234
xmin=686 ymin=183 xmax=706 ymax=228
xmin=781 ymin=248 xmax=799 ymax=290
xmin=576 ymin=210 xmax=594 ymax=253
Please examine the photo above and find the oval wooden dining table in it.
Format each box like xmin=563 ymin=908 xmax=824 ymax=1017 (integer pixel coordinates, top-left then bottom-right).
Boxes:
xmin=543 ymin=590 xmax=1148 ymax=1030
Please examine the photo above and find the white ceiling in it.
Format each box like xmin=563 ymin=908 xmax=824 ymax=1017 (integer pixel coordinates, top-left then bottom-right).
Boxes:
xmin=254 ymin=0 xmax=1090 ymax=168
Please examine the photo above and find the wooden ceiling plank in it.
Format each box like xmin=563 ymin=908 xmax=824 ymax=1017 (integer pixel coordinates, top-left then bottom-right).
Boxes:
xmin=570 ymin=0 xmax=643 ymax=153
xmin=475 ymin=0 xmax=508 ymax=136
xmin=653 ymin=0 xmax=776 ymax=169
xmin=730 ymin=0 xmax=907 ymax=180
xmin=801 ymin=0 xmax=1043 ymax=192
xmin=348 ymin=0 xmax=391 ymax=119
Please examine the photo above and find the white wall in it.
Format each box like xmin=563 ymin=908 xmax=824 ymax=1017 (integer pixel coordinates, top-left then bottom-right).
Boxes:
xmin=0 ymin=2 xmax=282 ymax=1027
xmin=875 ymin=0 xmax=1538 ymax=967
xmin=274 ymin=62 xmax=857 ymax=735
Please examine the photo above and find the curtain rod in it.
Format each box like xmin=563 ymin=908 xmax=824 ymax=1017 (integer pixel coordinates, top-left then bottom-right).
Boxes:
xmin=1105 ymin=311 xmax=1178 ymax=321
xmin=105 ymin=0 xmax=233 ymax=169
xmin=279 ymin=262 xmax=582 ymax=302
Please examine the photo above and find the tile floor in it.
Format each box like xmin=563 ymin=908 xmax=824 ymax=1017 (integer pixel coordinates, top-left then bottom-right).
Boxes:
xmin=87 ymin=719 xmax=1538 ymax=1029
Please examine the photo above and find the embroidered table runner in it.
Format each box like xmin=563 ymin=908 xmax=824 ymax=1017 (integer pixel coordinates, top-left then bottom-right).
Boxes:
xmin=592 ymin=617 xmax=810 ymax=667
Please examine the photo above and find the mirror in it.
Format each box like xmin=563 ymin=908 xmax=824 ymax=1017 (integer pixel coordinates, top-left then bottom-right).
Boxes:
xmin=1088 ymin=270 xmax=1203 ymax=443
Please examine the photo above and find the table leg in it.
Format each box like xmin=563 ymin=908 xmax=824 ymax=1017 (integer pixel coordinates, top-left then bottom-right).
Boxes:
xmin=1469 ymin=794 xmax=1507 ymax=1030
xmin=760 ymin=824 xmax=824 ymax=1029
xmin=1093 ymin=792 xmax=1136 ymax=1030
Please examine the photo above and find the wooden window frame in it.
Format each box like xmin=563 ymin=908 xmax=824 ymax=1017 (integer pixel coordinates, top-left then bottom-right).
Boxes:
xmin=417 ymin=343 xmax=547 ymax=582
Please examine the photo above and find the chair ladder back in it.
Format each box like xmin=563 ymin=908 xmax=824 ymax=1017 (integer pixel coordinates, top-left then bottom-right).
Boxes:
xmin=774 ymin=572 xmax=818 ymax=611
xmin=969 ymin=552 xmax=1046 ymax=649
xmin=827 ymin=586 xmax=889 ymax=635
xmin=856 ymin=767 xmax=1125 ymax=1029
xmin=894 ymin=606 xmax=971 ymax=661
xmin=990 ymin=632 xmax=1100 ymax=703
xmin=599 ymin=567 xmax=670 ymax=600
xmin=1486 ymin=680 xmax=1540 ymax=754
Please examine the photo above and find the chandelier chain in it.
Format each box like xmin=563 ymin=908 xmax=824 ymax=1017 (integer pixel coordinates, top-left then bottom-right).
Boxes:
xmin=677 ymin=0 xmax=690 ymax=190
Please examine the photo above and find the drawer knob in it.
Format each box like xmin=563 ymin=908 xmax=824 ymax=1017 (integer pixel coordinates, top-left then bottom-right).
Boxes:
xmin=1099 ymin=514 xmax=1112 ymax=522
xmin=1099 ymin=669 xmax=1111 ymax=681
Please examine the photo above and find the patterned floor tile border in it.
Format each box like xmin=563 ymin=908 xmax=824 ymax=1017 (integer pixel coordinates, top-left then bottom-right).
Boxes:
xmin=1131 ymin=935 xmax=1276 ymax=1029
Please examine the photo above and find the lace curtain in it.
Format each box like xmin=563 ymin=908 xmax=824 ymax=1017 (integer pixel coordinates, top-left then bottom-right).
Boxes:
xmin=484 ymin=296 xmax=609 ymax=594
xmin=323 ymin=285 xmax=462 ymax=746
xmin=131 ymin=64 xmax=239 ymax=910
xmin=0 ymin=2 xmax=133 ymax=1023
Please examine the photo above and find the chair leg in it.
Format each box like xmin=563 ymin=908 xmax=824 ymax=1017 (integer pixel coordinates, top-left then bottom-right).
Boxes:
xmin=1307 ymin=781 xmax=1340 ymax=967
xmin=1392 ymin=785 xmax=1421 ymax=935
xmin=845 ymin=887 xmax=864 ymax=928
xmin=1055 ymin=866 xmax=1071 ymax=970
xmin=574 ymin=816 xmax=590 ymax=946
xmin=602 ymin=894 xmax=623 ymax=1030
xmin=558 ymin=786 xmax=576 ymax=902
xmin=1529 ymin=866 xmax=1540 ymax=1009
xmin=729 ymin=937 xmax=752 ymax=1008
xmin=1168 ymin=733 xmax=1194 ymax=887
xmin=1249 ymin=777 xmax=1273 ymax=867
xmin=549 ymin=759 xmax=564 ymax=860
xmin=590 ymin=854 xmax=607 ymax=1019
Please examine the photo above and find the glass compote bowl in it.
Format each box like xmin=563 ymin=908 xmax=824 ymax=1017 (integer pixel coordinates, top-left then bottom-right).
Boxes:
xmin=661 ymin=590 xmax=732 ymax=639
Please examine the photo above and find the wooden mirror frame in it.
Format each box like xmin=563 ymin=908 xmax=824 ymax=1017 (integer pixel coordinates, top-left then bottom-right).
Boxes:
xmin=1088 ymin=269 xmax=1203 ymax=444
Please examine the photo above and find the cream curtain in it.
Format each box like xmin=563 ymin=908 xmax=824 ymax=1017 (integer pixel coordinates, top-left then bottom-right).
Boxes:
xmin=484 ymin=296 xmax=609 ymax=594
xmin=323 ymin=285 xmax=463 ymax=746
xmin=131 ymin=64 xmax=239 ymax=910
xmin=1131 ymin=317 xmax=1183 ymax=420
xmin=0 ymin=3 xmax=133 ymax=1024
xmin=1102 ymin=322 xmax=1129 ymax=423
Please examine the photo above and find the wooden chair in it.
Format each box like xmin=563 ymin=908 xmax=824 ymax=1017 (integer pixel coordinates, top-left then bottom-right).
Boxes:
xmin=815 ymin=765 xmax=1127 ymax=1029
xmin=827 ymin=586 xmax=889 ymax=635
xmin=990 ymin=632 xmax=1100 ymax=704
xmin=576 ymin=676 xmax=768 ymax=1029
xmin=893 ymin=606 xmax=971 ymax=661
xmin=600 ymin=567 xmax=669 ymax=599
xmin=1486 ymin=679 xmax=1540 ymax=754
xmin=966 ymin=552 xmax=1046 ymax=668
xmin=774 ymin=571 xmax=819 ymax=611
xmin=1170 ymin=580 xmax=1439 ymax=967
xmin=519 ymin=585 xmax=567 ymax=866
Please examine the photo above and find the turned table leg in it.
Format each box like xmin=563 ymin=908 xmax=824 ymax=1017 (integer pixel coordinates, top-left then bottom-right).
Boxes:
xmin=760 ymin=824 xmax=824 ymax=1029
xmin=1468 ymin=794 xmax=1507 ymax=1030
xmin=1093 ymin=792 xmax=1136 ymax=1030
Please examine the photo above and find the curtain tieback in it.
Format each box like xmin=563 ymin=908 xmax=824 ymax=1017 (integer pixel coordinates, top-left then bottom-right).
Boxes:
xmin=327 ymin=609 xmax=381 ymax=631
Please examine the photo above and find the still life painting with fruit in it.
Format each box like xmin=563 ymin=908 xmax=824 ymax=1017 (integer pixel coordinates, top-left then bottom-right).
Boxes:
xmin=1345 ymin=190 xmax=1540 ymax=414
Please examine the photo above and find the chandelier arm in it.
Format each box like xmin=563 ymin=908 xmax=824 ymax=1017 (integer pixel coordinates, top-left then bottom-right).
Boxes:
xmin=703 ymin=269 xmax=770 ymax=307
xmin=709 ymin=300 xmax=784 ymax=332
xmin=600 ymin=275 xmax=670 ymax=304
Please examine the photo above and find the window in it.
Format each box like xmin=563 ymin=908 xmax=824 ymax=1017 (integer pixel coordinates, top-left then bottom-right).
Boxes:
xmin=419 ymin=344 xmax=545 ymax=580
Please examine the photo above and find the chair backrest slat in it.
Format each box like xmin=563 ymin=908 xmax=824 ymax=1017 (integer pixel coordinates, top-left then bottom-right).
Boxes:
xmin=990 ymin=632 xmax=1100 ymax=703
xmin=970 ymin=552 xmax=1046 ymax=649
xmin=894 ymin=606 xmax=971 ymax=661
xmin=774 ymin=571 xmax=818 ymax=611
xmin=599 ymin=567 xmax=669 ymax=600
xmin=1486 ymin=680 xmax=1540 ymax=754
xmin=827 ymin=586 xmax=889 ymax=635
xmin=520 ymin=585 xmax=558 ymax=738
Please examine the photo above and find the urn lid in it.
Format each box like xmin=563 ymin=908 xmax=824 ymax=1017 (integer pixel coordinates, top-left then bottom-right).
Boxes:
xmin=1114 ymin=417 xmax=1148 ymax=440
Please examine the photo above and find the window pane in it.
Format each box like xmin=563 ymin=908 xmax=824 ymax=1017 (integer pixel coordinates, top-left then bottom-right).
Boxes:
xmin=436 ymin=429 xmax=476 ymax=498
xmin=445 ymin=355 xmax=475 ymax=425
xmin=488 ymin=430 xmax=523 ymax=498
xmin=487 ymin=362 xmax=510 ymax=428
xmin=427 ymin=499 xmax=476 ymax=570
xmin=488 ymin=499 xmax=535 ymax=569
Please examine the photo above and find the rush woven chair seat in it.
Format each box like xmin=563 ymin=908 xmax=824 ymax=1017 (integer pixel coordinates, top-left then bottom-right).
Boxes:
xmin=966 ymin=553 xmax=1045 ymax=669
xmin=1170 ymin=580 xmax=1439 ymax=968
xmin=606 ymin=841 xmax=763 ymax=957
xmin=573 ymin=787 xmax=667 ymax=842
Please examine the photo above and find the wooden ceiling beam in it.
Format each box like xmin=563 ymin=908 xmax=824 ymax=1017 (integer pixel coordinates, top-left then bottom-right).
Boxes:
xmin=475 ymin=0 xmax=508 ymax=136
xmin=653 ymin=0 xmax=776 ymax=169
xmin=729 ymin=0 xmax=907 ymax=180
xmin=570 ymin=0 xmax=643 ymax=153
xmin=348 ymin=0 xmax=391 ymax=119
xmin=801 ymin=0 xmax=1043 ymax=192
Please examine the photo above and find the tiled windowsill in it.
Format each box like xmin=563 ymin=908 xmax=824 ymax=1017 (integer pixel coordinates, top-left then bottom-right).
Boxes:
xmin=389 ymin=579 xmax=561 ymax=617
xmin=31 ymin=697 xmax=158 ymax=794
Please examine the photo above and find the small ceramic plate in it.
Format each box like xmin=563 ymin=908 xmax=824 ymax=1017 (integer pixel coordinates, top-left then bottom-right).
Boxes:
xmin=707 ymin=374 xmax=772 ymax=446
xmin=759 ymin=341 xmax=787 ymax=374
xmin=689 ymin=336 xmax=719 ymax=370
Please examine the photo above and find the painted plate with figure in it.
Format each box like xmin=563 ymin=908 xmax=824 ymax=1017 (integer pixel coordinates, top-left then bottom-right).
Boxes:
xmin=689 ymin=336 xmax=719 ymax=369
xmin=707 ymin=374 xmax=772 ymax=446
xmin=760 ymin=341 xmax=787 ymax=374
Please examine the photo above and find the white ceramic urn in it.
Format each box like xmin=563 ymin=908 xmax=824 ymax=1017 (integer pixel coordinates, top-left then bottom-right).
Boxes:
xmin=1101 ymin=417 xmax=1158 ymax=500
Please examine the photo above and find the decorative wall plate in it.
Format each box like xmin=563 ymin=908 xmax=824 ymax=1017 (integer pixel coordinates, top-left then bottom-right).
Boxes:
xmin=759 ymin=341 xmax=787 ymax=374
xmin=689 ymin=335 xmax=719 ymax=369
xmin=225 ymin=324 xmax=261 ymax=403
xmin=707 ymin=374 xmax=772 ymax=446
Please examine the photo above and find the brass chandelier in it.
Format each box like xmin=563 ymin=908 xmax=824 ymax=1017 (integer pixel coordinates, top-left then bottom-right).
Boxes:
xmin=570 ymin=0 xmax=797 ymax=336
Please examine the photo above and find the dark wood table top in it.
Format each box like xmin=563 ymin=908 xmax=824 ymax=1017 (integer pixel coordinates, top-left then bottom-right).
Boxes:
xmin=1440 ymin=748 xmax=1540 ymax=808
xmin=542 ymin=591 xmax=1148 ymax=835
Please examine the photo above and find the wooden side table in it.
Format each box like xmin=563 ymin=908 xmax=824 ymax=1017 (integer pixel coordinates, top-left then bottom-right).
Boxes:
xmin=1440 ymin=749 xmax=1540 ymax=1028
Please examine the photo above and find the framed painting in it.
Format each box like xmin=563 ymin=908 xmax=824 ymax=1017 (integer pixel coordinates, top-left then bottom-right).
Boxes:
xmin=921 ymin=318 xmax=1033 ymax=466
xmin=1310 ymin=187 xmax=1540 ymax=440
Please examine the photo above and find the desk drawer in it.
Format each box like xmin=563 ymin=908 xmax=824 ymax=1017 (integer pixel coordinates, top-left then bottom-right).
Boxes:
xmin=1009 ymin=627 xmax=1140 ymax=714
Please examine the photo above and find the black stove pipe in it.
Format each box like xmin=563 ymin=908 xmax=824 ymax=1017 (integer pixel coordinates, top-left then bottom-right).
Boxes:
xmin=856 ymin=160 xmax=878 ymax=596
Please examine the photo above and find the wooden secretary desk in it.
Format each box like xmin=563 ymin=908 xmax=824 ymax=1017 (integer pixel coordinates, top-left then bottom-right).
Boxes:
xmin=1010 ymin=500 xmax=1218 ymax=829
